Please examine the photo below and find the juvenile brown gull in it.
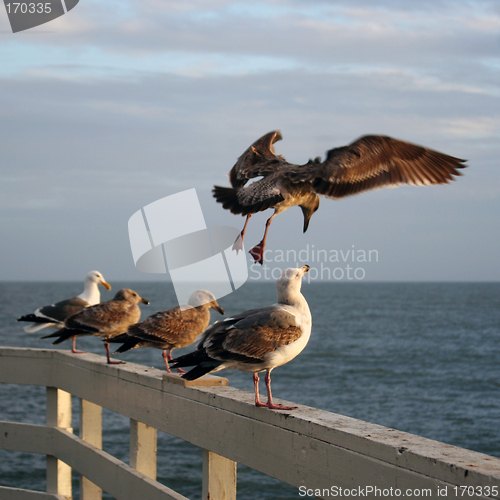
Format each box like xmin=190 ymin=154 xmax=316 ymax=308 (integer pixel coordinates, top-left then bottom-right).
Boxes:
xmin=213 ymin=131 xmax=467 ymax=264
xmin=42 ymin=288 xmax=149 ymax=364
xmin=108 ymin=290 xmax=224 ymax=373
xmin=171 ymin=266 xmax=311 ymax=410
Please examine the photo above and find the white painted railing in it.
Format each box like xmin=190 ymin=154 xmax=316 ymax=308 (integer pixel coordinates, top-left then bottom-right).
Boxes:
xmin=0 ymin=347 xmax=499 ymax=500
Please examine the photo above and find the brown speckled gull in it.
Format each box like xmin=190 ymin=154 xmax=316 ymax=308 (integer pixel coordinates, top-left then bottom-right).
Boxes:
xmin=42 ymin=288 xmax=149 ymax=364
xmin=109 ymin=290 xmax=224 ymax=373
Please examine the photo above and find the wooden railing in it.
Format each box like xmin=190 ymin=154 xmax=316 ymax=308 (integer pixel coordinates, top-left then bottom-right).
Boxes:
xmin=0 ymin=347 xmax=499 ymax=500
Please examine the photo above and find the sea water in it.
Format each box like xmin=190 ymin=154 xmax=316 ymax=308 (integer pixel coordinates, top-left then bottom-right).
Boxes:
xmin=0 ymin=280 xmax=499 ymax=499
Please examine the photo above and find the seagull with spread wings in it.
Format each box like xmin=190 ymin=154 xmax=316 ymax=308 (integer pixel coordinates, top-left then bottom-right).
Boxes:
xmin=213 ymin=131 xmax=467 ymax=264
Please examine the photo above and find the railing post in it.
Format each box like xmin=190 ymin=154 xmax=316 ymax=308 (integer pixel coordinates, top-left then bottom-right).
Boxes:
xmin=130 ymin=419 xmax=157 ymax=480
xmin=202 ymin=449 xmax=237 ymax=500
xmin=46 ymin=387 xmax=73 ymax=498
xmin=80 ymin=399 xmax=103 ymax=500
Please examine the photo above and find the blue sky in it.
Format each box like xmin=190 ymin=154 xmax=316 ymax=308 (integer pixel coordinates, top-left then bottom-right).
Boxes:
xmin=1 ymin=0 xmax=499 ymax=281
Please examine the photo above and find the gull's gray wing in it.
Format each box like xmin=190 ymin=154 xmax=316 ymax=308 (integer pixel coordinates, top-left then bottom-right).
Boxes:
xmin=201 ymin=305 xmax=303 ymax=364
xmin=228 ymin=131 xmax=286 ymax=188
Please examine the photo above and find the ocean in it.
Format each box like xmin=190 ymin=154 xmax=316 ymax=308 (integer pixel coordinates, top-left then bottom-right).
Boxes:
xmin=0 ymin=280 xmax=499 ymax=499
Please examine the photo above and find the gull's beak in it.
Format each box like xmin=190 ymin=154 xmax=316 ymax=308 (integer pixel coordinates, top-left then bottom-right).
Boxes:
xmin=301 ymin=195 xmax=319 ymax=233
xmin=141 ymin=297 xmax=150 ymax=305
xmin=301 ymin=208 xmax=312 ymax=233
xmin=302 ymin=265 xmax=310 ymax=275
xmin=100 ymin=280 xmax=112 ymax=290
xmin=213 ymin=301 xmax=225 ymax=315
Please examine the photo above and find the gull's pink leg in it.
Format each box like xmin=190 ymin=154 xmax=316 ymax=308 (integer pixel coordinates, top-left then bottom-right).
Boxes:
xmin=233 ymin=214 xmax=252 ymax=253
xmin=162 ymin=350 xmax=172 ymax=373
xmin=264 ymin=370 xmax=297 ymax=410
xmin=167 ymin=349 xmax=186 ymax=374
xmin=253 ymin=372 xmax=268 ymax=407
xmin=249 ymin=213 xmax=276 ymax=265
xmin=71 ymin=337 xmax=86 ymax=354
xmin=105 ymin=341 xmax=125 ymax=365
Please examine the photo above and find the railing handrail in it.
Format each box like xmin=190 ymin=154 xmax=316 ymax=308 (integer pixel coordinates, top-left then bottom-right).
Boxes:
xmin=1 ymin=347 xmax=500 ymax=500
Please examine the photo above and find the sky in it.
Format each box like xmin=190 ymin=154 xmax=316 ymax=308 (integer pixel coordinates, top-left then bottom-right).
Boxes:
xmin=0 ymin=0 xmax=499 ymax=282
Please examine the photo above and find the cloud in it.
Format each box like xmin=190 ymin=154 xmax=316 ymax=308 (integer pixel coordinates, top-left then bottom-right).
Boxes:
xmin=4 ymin=1 xmax=500 ymax=72
xmin=438 ymin=117 xmax=500 ymax=138
xmin=0 ymin=0 xmax=498 ymax=280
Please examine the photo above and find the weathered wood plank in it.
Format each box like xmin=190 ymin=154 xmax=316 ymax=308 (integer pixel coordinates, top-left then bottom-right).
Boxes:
xmin=0 ymin=422 xmax=188 ymax=500
xmin=81 ymin=475 xmax=101 ymax=500
xmin=46 ymin=388 xmax=72 ymax=498
xmin=130 ymin=419 xmax=157 ymax=480
xmin=1 ymin=347 xmax=500 ymax=500
xmin=202 ymin=449 xmax=236 ymax=500
xmin=0 ymin=348 xmax=56 ymax=385
xmin=163 ymin=373 xmax=229 ymax=387
xmin=80 ymin=399 xmax=103 ymax=500
xmin=80 ymin=399 xmax=102 ymax=448
xmin=0 ymin=486 xmax=67 ymax=500
xmin=46 ymin=352 xmax=498 ymax=493
xmin=54 ymin=428 xmax=188 ymax=500
xmin=0 ymin=421 xmax=53 ymax=454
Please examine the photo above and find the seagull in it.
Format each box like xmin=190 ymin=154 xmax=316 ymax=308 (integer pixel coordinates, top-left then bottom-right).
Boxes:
xmin=108 ymin=290 xmax=225 ymax=373
xmin=213 ymin=131 xmax=467 ymax=264
xmin=42 ymin=288 xmax=149 ymax=364
xmin=171 ymin=266 xmax=311 ymax=410
xmin=17 ymin=270 xmax=111 ymax=353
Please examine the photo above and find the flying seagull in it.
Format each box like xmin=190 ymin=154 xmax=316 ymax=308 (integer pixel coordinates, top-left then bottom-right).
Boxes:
xmin=213 ymin=131 xmax=467 ymax=264
xmin=108 ymin=290 xmax=225 ymax=373
xmin=42 ymin=288 xmax=149 ymax=364
xmin=18 ymin=270 xmax=111 ymax=353
xmin=171 ymin=266 xmax=311 ymax=410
